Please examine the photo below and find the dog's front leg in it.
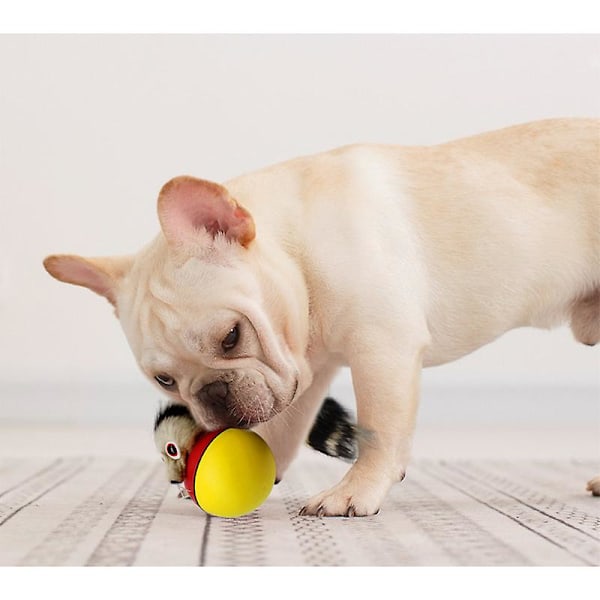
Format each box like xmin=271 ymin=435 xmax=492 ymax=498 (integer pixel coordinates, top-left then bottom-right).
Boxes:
xmin=254 ymin=362 xmax=340 ymax=482
xmin=300 ymin=332 xmax=427 ymax=517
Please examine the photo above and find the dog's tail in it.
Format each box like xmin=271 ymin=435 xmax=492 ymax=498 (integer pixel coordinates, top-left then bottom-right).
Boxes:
xmin=306 ymin=397 xmax=361 ymax=461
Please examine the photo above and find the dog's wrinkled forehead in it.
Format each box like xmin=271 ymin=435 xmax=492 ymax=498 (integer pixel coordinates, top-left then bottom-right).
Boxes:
xmin=117 ymin=236 xmax=262 ymax=359
xmin=150 ymin=253 xmax=240 ymax=307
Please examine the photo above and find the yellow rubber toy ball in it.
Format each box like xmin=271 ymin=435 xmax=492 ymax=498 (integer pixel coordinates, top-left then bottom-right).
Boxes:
xmin=183 ymin=428 xmax=276 ymax=518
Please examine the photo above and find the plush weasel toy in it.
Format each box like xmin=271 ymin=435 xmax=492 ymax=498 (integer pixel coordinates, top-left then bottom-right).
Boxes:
xmin=153 ymin=397 xmax=359 ymax=493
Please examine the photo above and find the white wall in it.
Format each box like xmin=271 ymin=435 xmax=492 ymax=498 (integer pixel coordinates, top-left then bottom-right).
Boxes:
xmin=0 ymin=35 xmax=598 ymax=423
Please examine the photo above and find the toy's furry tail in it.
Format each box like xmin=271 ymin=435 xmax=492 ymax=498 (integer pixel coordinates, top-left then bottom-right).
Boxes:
xmin=306 ymin=397 xmax=359 ymax=461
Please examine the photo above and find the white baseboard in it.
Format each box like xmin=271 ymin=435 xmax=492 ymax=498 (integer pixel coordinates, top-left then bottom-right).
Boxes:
xmin=1 ymin=380 xmax=598 ymax=427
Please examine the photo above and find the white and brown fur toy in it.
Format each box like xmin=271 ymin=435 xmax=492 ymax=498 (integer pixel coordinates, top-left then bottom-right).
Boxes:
xmin=154 ymin=403 xmax=200 ymax=494
xmin=154 ymin=397 xmax=360 ymax=492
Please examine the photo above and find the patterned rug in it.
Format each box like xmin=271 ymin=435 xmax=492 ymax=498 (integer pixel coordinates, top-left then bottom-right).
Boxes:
xmin=1 ymin=451 xmax=598 ymax=566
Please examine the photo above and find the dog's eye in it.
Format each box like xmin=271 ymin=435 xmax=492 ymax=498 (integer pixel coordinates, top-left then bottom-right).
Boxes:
xmin=155 ymin=374 xmax=176 ymax=389
xmin=165 ymin=442 xmax=181 ymax=459
xmin=221 ymin=324 xmax=240 ymax=352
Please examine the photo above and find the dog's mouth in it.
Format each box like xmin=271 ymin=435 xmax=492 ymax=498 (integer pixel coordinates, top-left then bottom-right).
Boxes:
xmin=197 ymin=401 xmax=275 ymax=431
xmin=228 ymin=405 xmax=275 ymax=429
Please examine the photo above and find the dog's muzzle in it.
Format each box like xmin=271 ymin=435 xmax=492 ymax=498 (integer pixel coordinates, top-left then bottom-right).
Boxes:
xmin=195 ymin=375 xmax=278 ymax=429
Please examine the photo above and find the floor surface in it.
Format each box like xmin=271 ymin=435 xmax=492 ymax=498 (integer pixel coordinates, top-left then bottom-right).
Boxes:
xmin=0 ymin=425 xmax=598 ymax=566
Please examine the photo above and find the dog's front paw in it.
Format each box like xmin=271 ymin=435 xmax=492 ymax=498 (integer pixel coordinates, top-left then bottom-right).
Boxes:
xmin=586 ymin=476 xmax=600 ymax=496
xmin=299 ymin=468 xmax=392 ymax=517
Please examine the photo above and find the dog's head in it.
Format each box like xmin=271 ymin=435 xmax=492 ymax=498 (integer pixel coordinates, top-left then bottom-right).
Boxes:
xmin=44 ymin=176 xmax=310 ymax=430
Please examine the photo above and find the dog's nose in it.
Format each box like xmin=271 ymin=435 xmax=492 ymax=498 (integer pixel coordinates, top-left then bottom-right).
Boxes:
xmin=199 ymin=380 xmax=229 ymax=407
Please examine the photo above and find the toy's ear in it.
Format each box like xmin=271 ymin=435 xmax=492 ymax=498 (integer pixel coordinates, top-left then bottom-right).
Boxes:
xmin=43 ymin=254 xmax=133 ymax=307
xmin=157 ymin=176 xmax=255 ymax=249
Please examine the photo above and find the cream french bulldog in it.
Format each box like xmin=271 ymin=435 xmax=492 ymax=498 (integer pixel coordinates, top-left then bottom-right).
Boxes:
xmin=44 ymin=118 xmax=600 ymax=516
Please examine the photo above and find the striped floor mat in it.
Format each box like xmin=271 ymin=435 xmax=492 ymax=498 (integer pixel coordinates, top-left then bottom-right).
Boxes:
xmin=1 ymin=452 xmax=598 ymax=566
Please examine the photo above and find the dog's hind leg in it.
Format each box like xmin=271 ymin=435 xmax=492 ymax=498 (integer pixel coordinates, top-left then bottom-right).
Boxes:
xmin=586 ymin=476 xmax=600 ymax=496
xmin=572 ymin=290 xmax=599 ymax=496
xmin=570 ymin=289 xmax=600 ymax=346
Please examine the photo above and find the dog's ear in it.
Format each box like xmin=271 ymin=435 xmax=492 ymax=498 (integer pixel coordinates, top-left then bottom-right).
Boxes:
xmin=43 ymin=254 xmax=133 ymax=307
xmin=157 ymin=176 xmax=255 ymax=249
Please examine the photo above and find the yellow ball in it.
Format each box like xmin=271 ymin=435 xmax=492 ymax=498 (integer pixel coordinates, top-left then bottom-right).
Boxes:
xmin=184 ymin=428 xmax=276 ymax=518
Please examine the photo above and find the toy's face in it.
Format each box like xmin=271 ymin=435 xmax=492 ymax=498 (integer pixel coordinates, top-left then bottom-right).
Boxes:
xmin=154 ymin=409 xmax=199 ymax=484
